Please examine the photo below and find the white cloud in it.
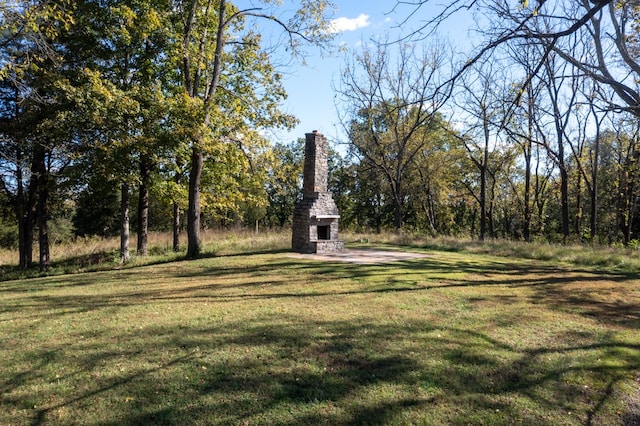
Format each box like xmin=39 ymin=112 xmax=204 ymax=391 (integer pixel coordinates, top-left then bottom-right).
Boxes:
xmin=329 ymin=13 xmax=371 ymax=33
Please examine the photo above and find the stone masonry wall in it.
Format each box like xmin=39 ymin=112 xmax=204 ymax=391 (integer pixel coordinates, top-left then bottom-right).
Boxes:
xmin=292 ymin=131 xmax=343 ymax=254
xmin=303 ymin=130 xmax=328 ymax=195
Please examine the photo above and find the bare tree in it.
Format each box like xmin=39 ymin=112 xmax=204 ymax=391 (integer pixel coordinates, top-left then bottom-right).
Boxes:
xmin=337 ymin=39 xmax=451 ymax=230
xmin=535 ymin=49 xmax=581 ymax=242
xmin=564 ymin=78 xmax=613 ymax=241
xmin=504 ymin=40 xmax=548 ymax=242
xmin=451 ymin=59 xmax=511 ymax=240
xmin=392 ymin=1 xmax=640 ymax=117
xmin=608 ymin=115 xmax=640 ymax=245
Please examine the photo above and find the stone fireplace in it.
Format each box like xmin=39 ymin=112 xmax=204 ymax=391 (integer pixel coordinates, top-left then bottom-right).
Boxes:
xmin=292 ymin=131 xmax=344 ymax=254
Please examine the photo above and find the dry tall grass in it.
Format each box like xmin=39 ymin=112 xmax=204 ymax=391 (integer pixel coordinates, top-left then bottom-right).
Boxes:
xmin=0 ymin=229 xmax=293 ymax=270
xmin=1 ymin=229 xmax=639 ymax=274
xmin=347 ymin=231 xmax=640 ymax=272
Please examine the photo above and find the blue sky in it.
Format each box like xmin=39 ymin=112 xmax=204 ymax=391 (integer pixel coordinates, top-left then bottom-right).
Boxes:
xmin=273 ymin=1 xmax=407 ymax=147
xmin=271 ymin=1 xmax=474 ymax=149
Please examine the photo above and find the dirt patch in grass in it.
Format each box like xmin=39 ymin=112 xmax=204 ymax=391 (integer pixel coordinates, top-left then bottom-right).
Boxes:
xmin=622 ymin=381 xmax=640 ymax=426
xmin=289 ymin=248 xmax=432 ymax=264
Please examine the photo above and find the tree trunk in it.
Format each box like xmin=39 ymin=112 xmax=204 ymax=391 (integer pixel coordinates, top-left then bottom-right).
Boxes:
xmin=15 ymin=147 xmax=32 ymax=269
xmin=187 ymin=145 xmax=204 ymax=258
xmin=375 ymin=192 xmax=383 ymax=234
xmin=422 ymin=196 xmax=438 ymax=236
xmin=17 ymin=166 xmax=35 ymax=269
xmin=616 ymin=164 xmax=629 ymax=245
xmin=523 ymin=143 xmax=532 ymax=242
xmin=622 ymin=180 xmax=637 ymax=246
xmin=523 ymin=90 xmax=533 ymax=242
xmin=392 ymin=179 xmax=403 ymax=231
xmin=37 ymin=191 xmax=50 ymax=272
xmin=428 ymin=194 xmax=438 ymax=235
xmin=575 ymin=173 xmax=582 ymax=237
xmin=120 ymin=183 xmax=130 ymax=263
xmin=560 ymin=164 xmax=570 ymax=242
xmin=18 ymin=144 xmax=44 ymax=269
xmin=489 ymin=173 xmax=498 ymax=239
xmin=629 ymin=194 xmax=639 ymax=245
xmin=480 ymin=120 xmax=490 ymax=241
xmin=35 ymin=151 xmax=50 ymax=272
xmin=556 ymin=118 xmax=570 ymax=242
xmin=480 ymin=165 xmax=487 ymax=241
xmin=137 ymin=157 xmax=150 ymax=256
xmin=172 ymin=165 xmax=184 ymax=252
xmin=393 ymin=197 xmax=402 ymax=231
xmin=590 ymin=134 xmax=600 ymax=241
xmin=173 ymin=201 xmax=181 ymax=252
xmin=17 ymin=202 xmax=34 ymax=269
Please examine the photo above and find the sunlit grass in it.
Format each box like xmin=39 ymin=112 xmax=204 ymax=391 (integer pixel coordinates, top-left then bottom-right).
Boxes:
xmin=2 ymin=229 xmax=639 ymax=276
xmin=0 ymin=229 xmax=292 ymax=279
xmin=346 ymin=231 xmax=640 ymax=273
xmin=1 ymin=233 xmax=639 ymax=425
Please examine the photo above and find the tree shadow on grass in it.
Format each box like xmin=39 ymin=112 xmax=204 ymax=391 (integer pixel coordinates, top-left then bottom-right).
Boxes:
xmin=531 ymin=283 xmax=640 ymax=329
xmin=15 ymin=319 xmax=430 ymax=425
xmin=2 ymin=250 xmax=639 ymax=424
xmin=2 ymin=251 xmax=639 ymax=331
xmin=10 ymin=316 xmax=639 ymax=425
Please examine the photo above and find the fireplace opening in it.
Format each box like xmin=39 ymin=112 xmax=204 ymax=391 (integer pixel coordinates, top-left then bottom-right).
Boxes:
xmin=317 ymin=225 xmax=329 ymax=240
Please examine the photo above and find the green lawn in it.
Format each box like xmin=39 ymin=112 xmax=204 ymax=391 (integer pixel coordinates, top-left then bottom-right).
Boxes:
xmin=1 ymin=238 xmax=639 ymax=425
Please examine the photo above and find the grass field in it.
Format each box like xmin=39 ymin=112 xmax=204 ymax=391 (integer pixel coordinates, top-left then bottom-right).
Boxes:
xmin=1 ymin=232 xmax=639 ymax=425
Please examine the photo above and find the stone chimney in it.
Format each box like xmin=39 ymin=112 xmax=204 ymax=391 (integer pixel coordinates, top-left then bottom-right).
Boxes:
xmin=292 ymin=131 xmax=344 ymax=253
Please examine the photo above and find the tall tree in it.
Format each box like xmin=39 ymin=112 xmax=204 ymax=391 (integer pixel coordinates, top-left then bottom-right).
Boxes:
xmin=60 ymin=0 xmax=174 ymax=261
xmin=453 ymin=60 xmax=510 ymax=240
xmin=565 ymin=81 xmax=612 ymax=241
xmin=405 ymin=116 xmax=462 ymax=235
xmin=505 ymin=40 xmax=550 ymax=242
xmin=172 ymin=0 xmax=334 ymax=257
xmin=338 ymin=40 xmax=450 ymax=230
xmin=0 ymin=0 xmax=74 ymax=270
xmin=533 ymin=46 xmax=586 ymax=242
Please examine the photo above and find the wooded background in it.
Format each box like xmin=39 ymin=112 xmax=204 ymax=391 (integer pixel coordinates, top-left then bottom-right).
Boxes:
xmin=2 ymin=0 xmax=640 ymax=271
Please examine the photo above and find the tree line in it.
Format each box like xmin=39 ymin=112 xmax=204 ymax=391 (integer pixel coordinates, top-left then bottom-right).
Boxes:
xmin=333 ymin=0 xmax=640 ymax=244
xmin=2 ymin=0 xmax=640 ymax=272
xmin=1 ymin=0 xmax=333 ymax=270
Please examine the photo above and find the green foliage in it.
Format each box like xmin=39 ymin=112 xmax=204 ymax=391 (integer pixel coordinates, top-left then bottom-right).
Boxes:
xmin=7 ymin=0 xmax=640 ymax=259
xmin=200 ymin=133 xmax=271 ymax=227
xmin=328 ymin=148 xmax=357 ymax=228
xmin=345 ymin=109 xmax=469 ymax=234
xmin=72 ymin=180 xmax=120 ymax=238
xmin=0 ymin=221 xmax=18 ymax=249
xmin=264 ymin=139 xmax=304 ymax=227
xmin=0 ymin=0 xmax=74 ymax=80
